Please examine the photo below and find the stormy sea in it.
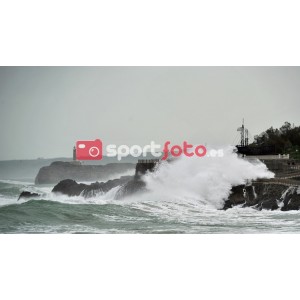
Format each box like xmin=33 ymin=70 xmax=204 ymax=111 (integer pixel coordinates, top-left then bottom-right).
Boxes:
xmin=1 ymin=148 xmax=300 ymax=234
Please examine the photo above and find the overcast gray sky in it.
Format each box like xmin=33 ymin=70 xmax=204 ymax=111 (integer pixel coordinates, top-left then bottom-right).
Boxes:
xmin=0 ymin=66 xmax=299 ymax=160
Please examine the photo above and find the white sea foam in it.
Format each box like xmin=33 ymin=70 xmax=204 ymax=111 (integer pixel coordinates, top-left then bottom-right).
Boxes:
xmin=143 ymin=146 xmax=274 ymax=209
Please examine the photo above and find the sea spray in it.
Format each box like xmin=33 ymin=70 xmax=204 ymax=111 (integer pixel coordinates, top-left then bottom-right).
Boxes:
xmin=143 ymin=146 xmax=274 ymax=209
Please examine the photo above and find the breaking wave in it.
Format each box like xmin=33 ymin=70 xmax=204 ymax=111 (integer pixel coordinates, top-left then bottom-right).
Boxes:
xmin=143 ymin=146 xmax=274 ymax=209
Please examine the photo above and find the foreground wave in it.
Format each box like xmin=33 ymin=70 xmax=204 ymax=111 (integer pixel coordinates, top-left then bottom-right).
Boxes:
xmin=1 ymin=197 xmax=300 ymax=233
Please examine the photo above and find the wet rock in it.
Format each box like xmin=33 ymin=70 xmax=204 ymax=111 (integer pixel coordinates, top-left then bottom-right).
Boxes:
xmin=251 ymin=183 xmax=286 ymax=211
xmin=223 ymin=182 xmax=291 ymax=211
xmin=253 ymin=183 xmax=286 ymax=204
xmin=35 ymin=161 xmax=135 ymax=184
xmin=82 ymin=176 xmax=133 ymax=198
xmin=114 ymin=160 xmax=159 ymax=199
xmin=223 ymin=200 xmax=232 ymax=210
xmin=255 ymin=198 xmax=279 ymax=211
xmin=224 ymin=184 xmax=257 ymax=209
xmin=52 ymin=176 xmax=133 ymax=198
xmin=281 ymin=186 xmax=300 ymax=211
xmin=18 ymin=191 xmax=40 ymax=200
xmin=114 ymin=179 xmax=147 ymax=199
xmin=228 ymin=185 xmax=248 ymax=206
xmin=51 ymin=161 xmax=160 ymax=199
xmin=52 ymin=179 xmax=87 ymax=196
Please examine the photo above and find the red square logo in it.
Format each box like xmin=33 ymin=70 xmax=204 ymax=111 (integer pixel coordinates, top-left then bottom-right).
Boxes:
xmin=76 ymin=139 xmax=103 ymax=160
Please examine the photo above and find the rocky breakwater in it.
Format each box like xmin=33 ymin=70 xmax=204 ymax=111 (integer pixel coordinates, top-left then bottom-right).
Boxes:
xmin=35 ymin=161 xmax=135 ymax=184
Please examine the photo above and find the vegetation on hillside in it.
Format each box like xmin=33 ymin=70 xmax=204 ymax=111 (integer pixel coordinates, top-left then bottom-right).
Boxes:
xmin=252 ymin=122 xmax=300 ymax=159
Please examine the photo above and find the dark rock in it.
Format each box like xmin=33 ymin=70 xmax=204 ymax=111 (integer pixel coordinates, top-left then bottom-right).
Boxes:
xmin=52 ymin=176 xmax=133 ymax=198
xmin=281 ymin=186 xmax=300 ymax=211
xmin=81 ymin=176 xmax=133 ymax=198
xmin=113 ymin=160 xmax=160 ymax=199
xmin=35 ymin=161 xmax=135 ymax=184
xmin=253 ymin=183 xmax=287 ymax=204
xmin=226 ymin=184 xmax=257 ymax=209
xmin=255 ymin=198 xmax=279 ymax=211
xmin=250 ymin=183 xmax=286 ymax=211
xmin=223 ymin=200 xmax=232 ymax=210
xmin=18 ymin=191 xmax=40 ymax=200
xmin=224 ymin=182 xmax=290 ymax=210
xmin=243 ymin=185 xmax=257 ymax=206
xmin=51 ymin=161 xmax=160 ymax=199
xmin=114 ymin=179 xmax=147 ymax=199
xmin=52 ymin=179 xmax=87 ymax=196
xmin=228 ymin=185 xmax=247 ymax=206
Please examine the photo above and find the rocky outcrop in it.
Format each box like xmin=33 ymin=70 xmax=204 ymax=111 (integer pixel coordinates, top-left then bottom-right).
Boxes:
xmin=18 ymin=191 xmax=40 ymax=200
xmin=35 ymin=161 xmax=135 ymax=184
xmin=223 ymin=185 xmax=258 ymax=209
xmin=114 ymin=160 xmax=158 ymax=199
xmin=51 ymin=160 xmax=158 ymax=199
xmin=257 ymin=198 xmax=279 ymax=210
xmin=281 ymin=186 xmax=300 ymax=211
xmin=114 ymin=179 xmax=147 ymax=199
xmin=252 ymin=183 xmax=287 ymax=210
xmin=52 ymin=176 xmax=133 ymax=198
xmin=135 ymin=160 xmax=159 ymax=178
xmin=229 ymin=185 xmax=256 ymax=206
xmin=224 ymin=182 xmax=300 ymax=211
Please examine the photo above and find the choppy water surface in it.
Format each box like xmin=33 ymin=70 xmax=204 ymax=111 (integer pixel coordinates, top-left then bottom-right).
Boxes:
xmin=1 ymin=179 xmax=300 ymax=234
xmin=1 ymin=149 xmax=299 ymax=234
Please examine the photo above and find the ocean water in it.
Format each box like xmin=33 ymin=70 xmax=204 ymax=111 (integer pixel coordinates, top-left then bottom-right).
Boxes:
xmin=1 ymin=148 xmax=300 ymax=234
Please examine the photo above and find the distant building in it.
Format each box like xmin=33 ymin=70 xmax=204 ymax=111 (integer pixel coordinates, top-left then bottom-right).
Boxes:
xmin=73 ymin=146 xmax=76 ymax=161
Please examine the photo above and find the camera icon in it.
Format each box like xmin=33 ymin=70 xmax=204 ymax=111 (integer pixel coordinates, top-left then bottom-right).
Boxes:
xmin=76 ymin=139 xmax=103 ymax=160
